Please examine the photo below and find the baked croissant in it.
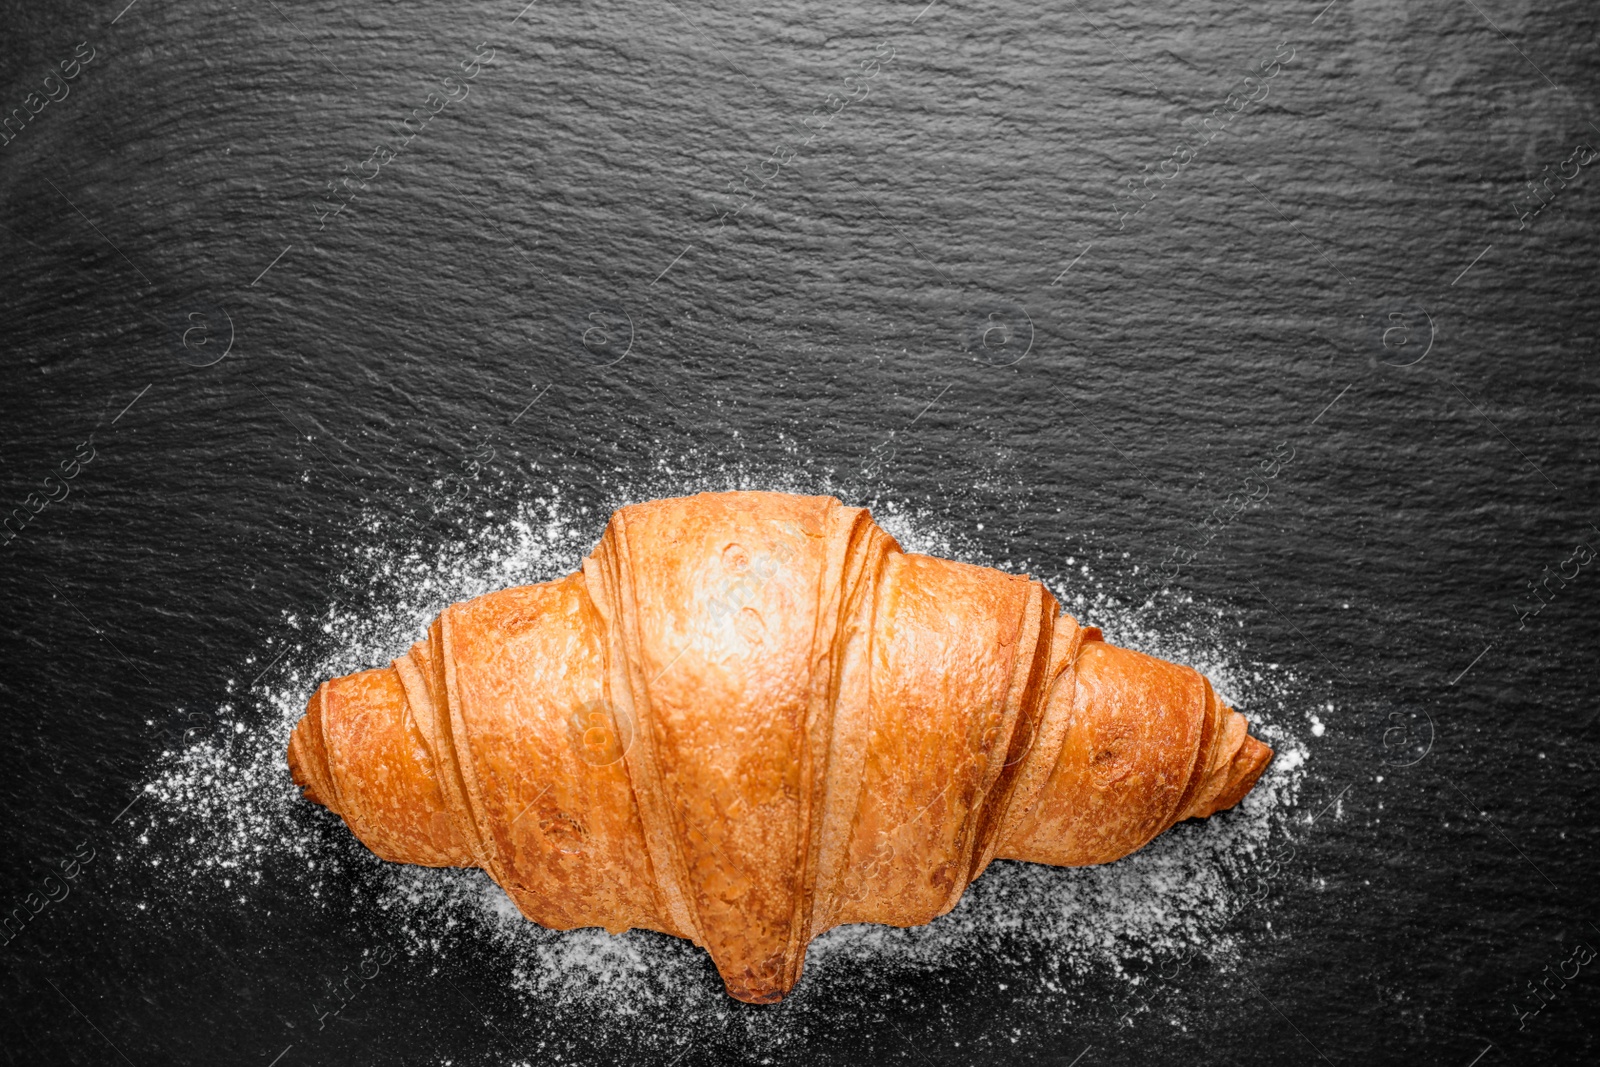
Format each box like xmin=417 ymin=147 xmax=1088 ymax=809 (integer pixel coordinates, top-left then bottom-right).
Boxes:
xmin=287 ymin=491 xmax=1271 ymax=1002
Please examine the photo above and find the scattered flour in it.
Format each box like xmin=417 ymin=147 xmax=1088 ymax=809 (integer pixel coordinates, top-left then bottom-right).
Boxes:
xmin=134 ymin=463 xmax=1314 ymax=1059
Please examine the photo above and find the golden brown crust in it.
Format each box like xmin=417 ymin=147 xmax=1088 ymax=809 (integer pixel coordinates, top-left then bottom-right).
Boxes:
xmin=287 ymin=490 xmax=1273 ymax=1003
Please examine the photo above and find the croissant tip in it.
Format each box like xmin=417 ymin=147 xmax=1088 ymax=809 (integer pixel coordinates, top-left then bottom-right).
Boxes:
xmin=287 ymin=688 xmax=337 ymax=811
xmin=1211 ymin=733 xmax=1274 ymax=816
xmin=286 ymin=723 xmax=320 ymax=805
xmin=719 ymin=955 xmax=799 ymax=1004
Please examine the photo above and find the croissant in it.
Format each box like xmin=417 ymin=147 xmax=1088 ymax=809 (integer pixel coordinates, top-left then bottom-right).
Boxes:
xmin=288 ymin=491 xmax=1271 ymax=1002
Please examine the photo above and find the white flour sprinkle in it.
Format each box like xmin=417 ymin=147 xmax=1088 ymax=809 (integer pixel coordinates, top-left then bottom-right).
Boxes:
xmin=136 ymin=468 xmax=1313 ymax=1057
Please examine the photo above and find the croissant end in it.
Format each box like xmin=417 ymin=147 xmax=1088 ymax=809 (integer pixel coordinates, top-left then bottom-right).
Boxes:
xmin=286 ymin=685 xmax=334 ymax=809
xmin=1189 ymin=732 xmax=1274 ymax=819
xmin=288 ymin=667 xmax=474 ymax=869
xmin=993 ymin=633 xmax=1274 ymax=868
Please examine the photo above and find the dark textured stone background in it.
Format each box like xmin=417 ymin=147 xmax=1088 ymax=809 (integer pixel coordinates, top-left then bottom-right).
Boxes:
xmin=2 ymin=0 xmax=1598 ymax=1063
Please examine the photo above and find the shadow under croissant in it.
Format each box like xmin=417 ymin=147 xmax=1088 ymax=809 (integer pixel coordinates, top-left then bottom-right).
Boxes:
xmin=286 ymin=491 xmax=1273 ymax=1004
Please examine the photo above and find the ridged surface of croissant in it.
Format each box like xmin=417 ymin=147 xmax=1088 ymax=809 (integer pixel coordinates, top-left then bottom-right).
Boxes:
xmin=288 ymin=491 xmax=1272 ymax=1002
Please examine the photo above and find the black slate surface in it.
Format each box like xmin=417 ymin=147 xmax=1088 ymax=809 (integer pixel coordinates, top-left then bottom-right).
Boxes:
xmin=2 ymin=0 xmax=1598 ymax=1064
